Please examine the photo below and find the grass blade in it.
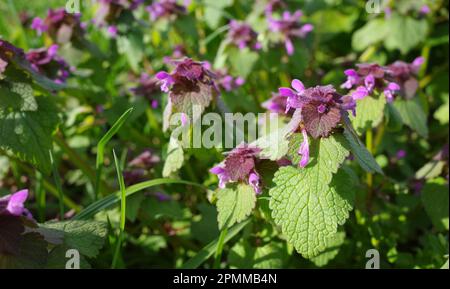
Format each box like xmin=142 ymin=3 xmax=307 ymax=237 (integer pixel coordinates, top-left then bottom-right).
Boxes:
xmin=49 ymin=150 xmax=64 ymax=220
xmin=181 ymin=219 xmax=250 ymax=269
xmin=111 ymin=149 xmax=126 ymax=269
xmin=95 ymin=107 xmax=134 ymax=200
xmin=75 ymin=179 xmax=206 ymax=220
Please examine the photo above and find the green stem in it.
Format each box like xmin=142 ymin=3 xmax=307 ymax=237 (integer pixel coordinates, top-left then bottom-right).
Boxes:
xmin=213 ymin=228 xmax=228 ymax=269
xmin=366 ymin=129 xmax=374 ymax=210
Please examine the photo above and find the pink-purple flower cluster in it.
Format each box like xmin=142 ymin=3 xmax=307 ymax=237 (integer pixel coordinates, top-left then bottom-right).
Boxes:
xmin=261 ymin=92 xmax=289 ymax=115
xmin=201 ymin=61 xmax=245 ymax=92
xmin=31 ymin=9 xmax=85 ymax=44
xmin=264 ymin=0 xmax=287 ymax=15
xmin=210 ymin=145 xmax=263 ymax=194
xmin=227 ymin=20 xmax=262 ymax=51
xmin=93 ymin=0 xmax=145 ymax=38
xmin=156 ymin=58 xmax=217 ymax=94
xmin=267 ymin=10 xmax=313 ymax=55
xmin=26 ymin=44 xmax=72 ymax=84
xmin=342 ymin=57 xmax=424 ymax=102
xmin=146 ymin=0 xmax=187 ymax=21
xmin=277 ymin=79 xmax=356 ymax=167
xmin=156 ymin=58 xmax=219 ymax=128
xmin=131 ymin=73 xmax=162 ymax=108
xmin=0 ymin=39 xmax=25 ymax=75
xmin=0 ymin=190 xmax=33 ymax=220
xmin=123 ymin=149 xmax=160 ymax=185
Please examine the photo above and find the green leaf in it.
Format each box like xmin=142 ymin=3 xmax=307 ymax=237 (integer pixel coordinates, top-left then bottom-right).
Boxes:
xmin=269 ymin=134 xmax=353 ymax=258
xmin=310 ymin=9 xmax=358 ymax=34
xmin=352 ymin=18 xmax=389 ymax=51
xmin=269 ymin=166 xmax=355 ymax=258
xmin=385 ymin=102 xmax=404 ymax=132
xmin=191 ymin=203 xmax=220 ymax=245
xmin=342 ymin=116 xmax=384 ymax=175
xmin=228 ymin=241 xmax=287 ymax=269
xmin=310 ymin=230 xmax=345 ymax=267
xmin=421 ymin=178 xmax=449 ymax=231
xmin=228 ymin=47 xmax=259 ymax=78
xmin=350 ymin=94 xmax=386 ymax=134
xmin=46 ymin=245 xmax=91 ymax=269
xmin=8 ymin=54 xmax=65 ymax=91
xmin=0 ymin=83 xmax=60 ymax=174
xmin=0 ymin=232 xmax=48 ymax=269
xmin=216 ymin=183 xmax=256 ymax=229
xmin=433 ymin=95 xmax=449 ymax=125
xmin=181 ymin=219 xmax=250 ymax=269
xmin=415 ymin=160 xmax=446 ymax=180
xmin=384 ymin=14 xmax=428 ymax=54
xmin=140 ymin=198 xmax=183 ymax=221
xmin=116 ymin=34 xmax=144 ymax=72
xmin=126 ymin=192 xmax=145 ymax=222
xmin=287 ymin=133 xmax=349 ymax=177
xmin=393 ymin=99 xmax=429 ymax=138
xmin=203 ymin=0 xmax=233 ymax=29
xmin=162 ymin=136 xmax=184 ymax=177
xmin=42 ymin=221 xmax=107 ymax=258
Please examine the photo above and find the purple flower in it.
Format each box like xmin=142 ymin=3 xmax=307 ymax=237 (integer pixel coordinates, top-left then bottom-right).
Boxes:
xmin=262 ymin=92 xmax=289 ymax=114
xmin=342 ymin=63 xmax=393 ymax=101
xmin=107 ymin=25 xmax=118 ymax=38
xmin=129 ymin=149 xmax=160 ymax=169
xmin=396 ymin=150 xmax=407 ymax=159
xmin=383 ymin=82 xmax=401 ymax=102
xmin=123 ymin=169 xmax=146 ymax=186
xmin=268 ymin=10 xmax=313 ymax=55
xmin=213 ymin=67 xmax=245 ymax=92
xmin=227 ymin=20 xmax=261 ymax=51
xmin=32 ymin=9 xmax=84 ymax=44
xmin=419 ymin=5 xmax=431 ymax=16
xmin=280 ymin=79 xmax=355 ymax=140
xmin=264 ymin=0 xmax=287 ymax=15
xmin=31 ymin=17 xmax=48 ymax=35
xmin=341 ymin=69 xmax=360 ymax=89
xmin=0 ymin=58 xmax=7 ymax=74
xmin=209 ymin=144 xmax=262 ymax=194
xmin=385 ymin=57 xmax=424 ymax=99
xmin=248 ymin=170 xmax=262 ymax=195
xmin=343 ymin=58 xmax=424 ymax=102
xmin=278 ymin=81 xmax=354 ymax=167
xmin=131 ymin=73 xmax=162 ymax=106
xmin=0 ymin=190 xmax=33 ymax=219
xmin=156 ymin=58 xmax=219 ymax=129
xmin=298 ymin=128 xmax=310 ymax=168
xmin=26 ymin=44 xmax=72 ymax=83
xmin=163 ymin=44 xmax=187 ymax=64
xmin=93 ymin=0 xmax=144 ymax=29
xmin=146 ymin=0 xmax=186 ymax=21
xmin=278 ymin=79 xmax=306 ymax=112
xmin=153 ymin=192 xmax=172 ymax=202
xmin=0 ymin=39 xmax=26 ymax=74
